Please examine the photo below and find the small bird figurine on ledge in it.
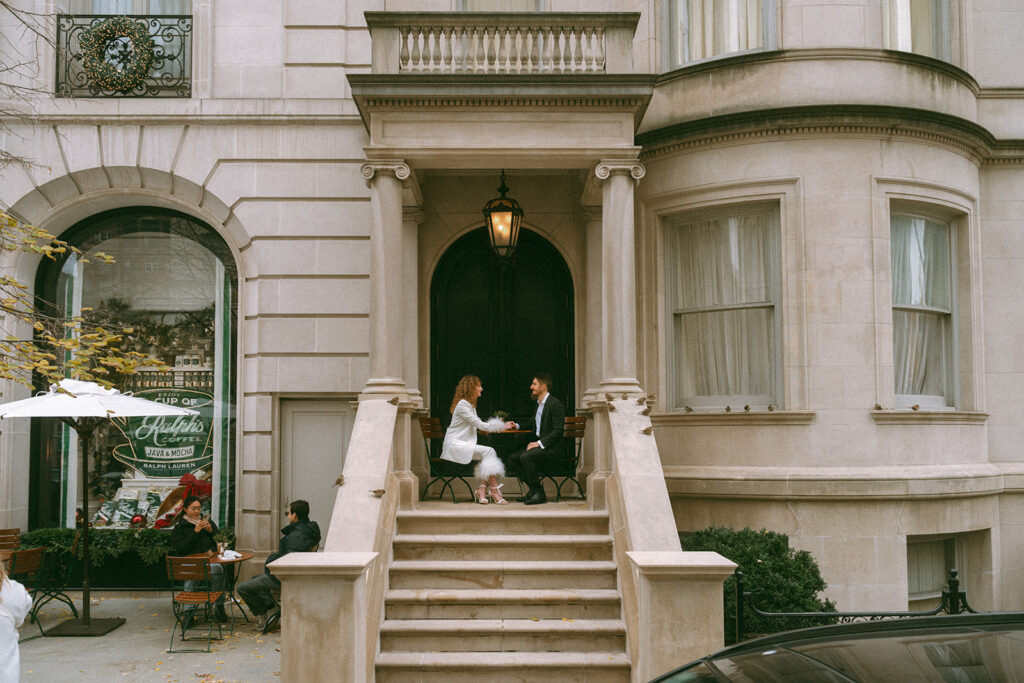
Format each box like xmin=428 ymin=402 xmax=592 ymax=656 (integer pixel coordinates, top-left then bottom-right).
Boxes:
xmin=369 ymin=489 xmax=386 ymax=498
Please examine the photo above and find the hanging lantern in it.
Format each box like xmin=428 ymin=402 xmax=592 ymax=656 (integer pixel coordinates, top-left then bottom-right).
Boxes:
xmin=482 ymin=170 xmax=523 ymax=259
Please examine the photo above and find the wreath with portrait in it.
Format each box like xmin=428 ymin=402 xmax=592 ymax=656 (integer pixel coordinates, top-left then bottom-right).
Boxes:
xmin=79 ymin=16 xmax=155 ymax=93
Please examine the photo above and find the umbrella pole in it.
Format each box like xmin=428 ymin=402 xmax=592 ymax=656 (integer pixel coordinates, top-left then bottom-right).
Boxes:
xmin=79 ymin=419 xmax=92 ymax=625
xmin=44 ymin=417 xmax=125 ymax=637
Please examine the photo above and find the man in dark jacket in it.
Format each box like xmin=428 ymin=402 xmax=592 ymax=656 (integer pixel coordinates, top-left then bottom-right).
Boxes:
xmin=508 ymin=373 xmax=566 ymax=505
xmin=237 ymin=499 xmax=321 ymax=633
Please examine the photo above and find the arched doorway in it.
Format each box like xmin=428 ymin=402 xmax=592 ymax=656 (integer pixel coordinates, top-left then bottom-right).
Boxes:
xmin=430 ymin=227 xmax=574 ymax=422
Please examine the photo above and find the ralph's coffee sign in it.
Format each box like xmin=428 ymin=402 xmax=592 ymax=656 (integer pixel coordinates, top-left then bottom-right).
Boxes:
xmin=112 ymin=388 xmax=214 ymax=478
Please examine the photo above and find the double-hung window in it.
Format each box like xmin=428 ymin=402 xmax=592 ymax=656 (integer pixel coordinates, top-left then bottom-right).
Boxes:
xmin=667 ymin=0 xmax=775 ymax=68
xmin=666 ymin=205 xmax=781 ymax=410
xmin=883 ymin=0 xmax=954 ymax=62
xmin=891 ymin=213 xmax=955 ymax=408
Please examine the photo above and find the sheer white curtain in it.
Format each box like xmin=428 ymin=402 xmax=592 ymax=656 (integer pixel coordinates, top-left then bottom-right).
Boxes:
xmin=668 ymin=209 xmax=777 ymax=406
xmin=673 ymin=0 xmax=766 ymax=66
xmin=883 ymin=0 xmax=951 ymax=61
xmin=891 ymin=215 xmax=951 ymax=401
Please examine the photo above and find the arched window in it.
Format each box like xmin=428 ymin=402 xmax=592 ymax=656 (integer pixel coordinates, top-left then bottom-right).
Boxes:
xmin=31 ymin=208 xmax=237 ymax=530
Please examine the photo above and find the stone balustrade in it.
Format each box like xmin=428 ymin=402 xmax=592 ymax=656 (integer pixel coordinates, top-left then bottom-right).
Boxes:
xmin=366 ymin=12 xmax=640 ymax=75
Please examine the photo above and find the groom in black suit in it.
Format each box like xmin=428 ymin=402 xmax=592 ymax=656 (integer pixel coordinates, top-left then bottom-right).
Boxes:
xmin=508 ymin=373 xmax=566 ymax=505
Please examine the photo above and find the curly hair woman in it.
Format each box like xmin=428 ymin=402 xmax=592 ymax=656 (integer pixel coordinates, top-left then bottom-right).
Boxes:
xmin=441 ymin=375 xmax=514 ymax=504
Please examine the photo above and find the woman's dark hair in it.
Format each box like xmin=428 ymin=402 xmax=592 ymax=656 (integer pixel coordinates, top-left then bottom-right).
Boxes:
xmin=182 ymin=495 xmax=202 ymax=512
xmin=289 ymin=499 xmax=310 ymax=521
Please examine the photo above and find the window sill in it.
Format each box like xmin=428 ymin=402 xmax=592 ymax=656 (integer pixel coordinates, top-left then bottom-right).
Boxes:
xmin=870 ymin=410 xmax=988 ymax=425
xmin=651 ymin=410 xmax=815 ymax=426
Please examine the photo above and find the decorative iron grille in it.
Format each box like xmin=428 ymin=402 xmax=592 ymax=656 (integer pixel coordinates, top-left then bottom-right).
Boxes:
xmin=56 ymin=14 xmax=192 ymax=97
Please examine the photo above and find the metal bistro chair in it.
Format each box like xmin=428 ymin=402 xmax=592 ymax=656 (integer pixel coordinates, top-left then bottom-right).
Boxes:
xmin=418 ymin=416 xmax=476 ymax=502
xmin=32 ymin=532 xmax=80 ymax=620
xmin=8 ymin=546 xmax=46 ymax=636
xmin=0 ymin=528 xmax=19 ymax=550
xmin=536 ymin=416 xmax=587 ymax=501
xmin=165 ymin=555 xmax=225 ymax=653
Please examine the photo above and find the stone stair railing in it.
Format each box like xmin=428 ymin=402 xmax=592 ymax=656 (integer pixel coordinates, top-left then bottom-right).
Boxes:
xmin=365 ymin=12 xmax=641 ymax=75
xmin=590 ymin=396 xmax=737 ymax=681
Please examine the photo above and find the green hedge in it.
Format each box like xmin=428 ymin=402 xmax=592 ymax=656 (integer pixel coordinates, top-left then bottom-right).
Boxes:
xmin=680 ymin=526 xmax=837 ymax=645
xmin=18 ymin=526 xmax=237 ymax=590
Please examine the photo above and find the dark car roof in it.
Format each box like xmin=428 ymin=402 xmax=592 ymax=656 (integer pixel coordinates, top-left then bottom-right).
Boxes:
xmin=651 ymin=613 xmax=1024 ymax=682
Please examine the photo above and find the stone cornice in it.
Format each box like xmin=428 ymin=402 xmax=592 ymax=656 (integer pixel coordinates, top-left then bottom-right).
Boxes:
xmin=637 ymin=105 xmax=1024 ymax=166
xmin=664 ymin=463 xmax=1024 ymax=501
xmin=348 ymin=73 xmax=656 ymax=127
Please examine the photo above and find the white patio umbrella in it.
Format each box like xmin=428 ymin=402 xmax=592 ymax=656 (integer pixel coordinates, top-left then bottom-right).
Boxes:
xmin=0 ymin=378 xmax=198 ymax=636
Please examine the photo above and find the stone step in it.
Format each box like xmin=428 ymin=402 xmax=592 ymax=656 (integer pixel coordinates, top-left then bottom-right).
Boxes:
xmin=380 ymin=618 xmax=626 ymax=653
xmin=392 ymin=534 xmax=613 ymax=561
xmin=385 ymin=588 xmax=622 ymax=620
xmin=375 ymin=651 xmax=631 ymax=683
xmin=388 ymin=561 xmax=618 ymax=590
xmin=396 ymin=508 xmax=609 ymax=536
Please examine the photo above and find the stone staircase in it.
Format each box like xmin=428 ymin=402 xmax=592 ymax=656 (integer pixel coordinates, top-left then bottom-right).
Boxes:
xmin=375 ymin=503 xmax=631 ymax=682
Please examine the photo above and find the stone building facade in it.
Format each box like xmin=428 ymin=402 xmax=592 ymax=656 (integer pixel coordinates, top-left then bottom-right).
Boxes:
xmin=2 ymin=0 xmax=1024 ymax=675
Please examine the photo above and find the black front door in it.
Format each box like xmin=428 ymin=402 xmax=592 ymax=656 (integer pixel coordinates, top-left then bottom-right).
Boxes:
xmin=430 ymin=227 xmax=574 ymax=423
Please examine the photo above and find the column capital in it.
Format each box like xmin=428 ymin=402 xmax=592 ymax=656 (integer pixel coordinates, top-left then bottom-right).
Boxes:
xmin=361 ymin=160 xmax=411 ymax=186
xmin=595 ymin=159 xmax=646 ymax=182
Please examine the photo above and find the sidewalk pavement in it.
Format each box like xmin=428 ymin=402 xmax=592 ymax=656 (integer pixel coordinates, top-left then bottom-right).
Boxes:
xmin=18 ymin=591 xmax=281 ymax=682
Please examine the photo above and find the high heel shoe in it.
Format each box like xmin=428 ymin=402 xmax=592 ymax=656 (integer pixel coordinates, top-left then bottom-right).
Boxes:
xmin=475 ymin=483 xmax=489 ymax=504
xmin=488 ymin=484 xmax=508 ymax=505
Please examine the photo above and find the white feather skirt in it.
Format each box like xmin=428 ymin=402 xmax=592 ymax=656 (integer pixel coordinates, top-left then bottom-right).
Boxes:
xmin=474 ymin=450 xmax=506 ymax=481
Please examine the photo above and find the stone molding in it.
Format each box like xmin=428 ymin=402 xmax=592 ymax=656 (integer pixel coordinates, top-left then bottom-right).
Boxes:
xmin=360 ymin=160 xmax=411 ymax=185
xmin=651 ymin=410 xmax=816 ymax=426
xmin=870 ymin=410 xmax=989 ymax=425
xmin=636 ymin=105 xmax=1024 ymax=165
xmin=595 ymin=159 xmax=645 ymax=182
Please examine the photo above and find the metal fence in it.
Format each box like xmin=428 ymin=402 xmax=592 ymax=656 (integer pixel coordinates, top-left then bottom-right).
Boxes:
xmin=55 ymin=14 xmax=192 ymax=97
xmin=735 ymin=568 xmax=982 ymax=643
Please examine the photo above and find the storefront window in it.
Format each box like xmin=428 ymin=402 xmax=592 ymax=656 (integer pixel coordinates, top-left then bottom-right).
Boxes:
xmin=31 ymin=209 xmax=237 ymax=530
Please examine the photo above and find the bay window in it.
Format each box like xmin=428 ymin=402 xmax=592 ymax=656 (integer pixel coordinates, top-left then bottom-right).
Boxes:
xmin=667 ymin=0 xmax=775 ymax=68
xmin=665 ymin=204 xmax=781 ymax=410
xmin=891 ymin=213 xmax=955 ymax=408
xmin=883 ymin=0 xmax=955 ymax=63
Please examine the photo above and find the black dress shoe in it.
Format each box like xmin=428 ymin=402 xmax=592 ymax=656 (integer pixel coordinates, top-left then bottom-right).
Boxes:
xmin=517 ymin=488 xmax=537 ymax=502
xmin=524 ymin=490 xmax=547 ymax=505
xmin=262 ymin=606 xmax=281 ymax=634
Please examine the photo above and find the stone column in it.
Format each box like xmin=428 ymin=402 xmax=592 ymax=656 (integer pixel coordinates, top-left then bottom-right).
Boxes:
xmin=595 ymin=159 xmax=645 ymax=395
xmin=402 ymin=207 xmax=425 ymax=408
xmin=581 ymin=206 xmax=603 ymax=404
xmin=360 ymin=160 xmax=410 ymax=398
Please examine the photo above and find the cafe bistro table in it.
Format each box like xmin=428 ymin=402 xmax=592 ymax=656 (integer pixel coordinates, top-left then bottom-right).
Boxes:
xmin=191 ymin=550 xmax=254 ymax=631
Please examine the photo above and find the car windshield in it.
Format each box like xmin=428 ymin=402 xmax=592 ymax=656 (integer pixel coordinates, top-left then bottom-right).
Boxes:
xmin=657 ymin=620 xmax=1024 ymax=682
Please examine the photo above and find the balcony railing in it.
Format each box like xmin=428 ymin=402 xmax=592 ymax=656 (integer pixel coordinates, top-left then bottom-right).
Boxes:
xmin=366 ymin=12 xmax=639 ymax=75
xmin=56 ymin=14 xmax=192 ymax=97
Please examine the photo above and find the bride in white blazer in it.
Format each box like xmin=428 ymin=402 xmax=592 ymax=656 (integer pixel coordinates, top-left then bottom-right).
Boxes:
xmin=441 ymin=375 xmax=513 ymax=504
